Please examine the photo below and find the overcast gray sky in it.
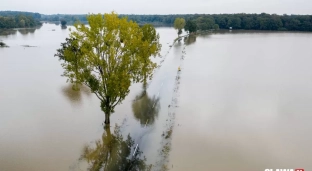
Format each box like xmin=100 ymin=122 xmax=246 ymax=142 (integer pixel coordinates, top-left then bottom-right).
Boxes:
xmin=1 ymin=0 xmax=312 ymax=15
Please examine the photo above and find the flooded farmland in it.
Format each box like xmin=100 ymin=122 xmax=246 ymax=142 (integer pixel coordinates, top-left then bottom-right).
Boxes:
xmin=1 ymin=24 xmax=312 ymax=171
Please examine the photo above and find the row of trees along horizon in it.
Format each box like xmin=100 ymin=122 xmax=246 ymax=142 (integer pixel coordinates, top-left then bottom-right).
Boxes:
xmin=1 ymin=11 xmax=312 ymax=31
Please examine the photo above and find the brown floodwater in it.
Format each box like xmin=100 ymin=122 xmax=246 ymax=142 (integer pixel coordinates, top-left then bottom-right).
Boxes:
xmin=169 ymin=31 xmax=312 ymax=171
xmin=0 ymin=24 xmax=180 ymax=171
xmin=1 ymin=24 xmax=312 ymax=171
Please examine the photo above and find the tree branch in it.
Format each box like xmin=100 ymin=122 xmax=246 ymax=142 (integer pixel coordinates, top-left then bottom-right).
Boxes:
xmin=83 ymin=83 xmax=104 ymax=101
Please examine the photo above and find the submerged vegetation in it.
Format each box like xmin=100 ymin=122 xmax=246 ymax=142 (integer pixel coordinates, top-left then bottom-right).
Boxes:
xmin=55 ymin=12 xmax=161 ymax=125
xmin=174 ymin=18 xmax=186 ymax=36
xmin=184 ymin=19 xmax=198 ymax=33
xmin=0 ymin=41 xmax=8 ymax=47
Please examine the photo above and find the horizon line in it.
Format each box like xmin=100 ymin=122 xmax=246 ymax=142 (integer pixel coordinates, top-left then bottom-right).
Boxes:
xmin=1 ymin=10 xmax=312 ymax=16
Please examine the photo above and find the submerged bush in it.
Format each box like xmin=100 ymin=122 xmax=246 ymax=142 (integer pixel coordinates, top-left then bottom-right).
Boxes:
xmin=0 ymin=41 xmax=7 ymax=47
xmin=0 ymin=41 xmax=9 ymax=47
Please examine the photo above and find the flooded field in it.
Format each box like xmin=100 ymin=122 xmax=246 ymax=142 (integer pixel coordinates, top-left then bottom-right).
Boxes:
xmin=169 ymin=32 xmax=312 ymax=170
xmin=1 ymin=24 xmax=312 ymax=171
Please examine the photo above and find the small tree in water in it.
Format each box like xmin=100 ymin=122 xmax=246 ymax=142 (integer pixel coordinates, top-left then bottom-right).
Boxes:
xmin=174 ymin=18 xmax=186 ymax=37
xmin=55 ymin=12 xmax=160 ymax=125
xmin=0 ymin=41 xmax=8 ymax=47
xmin=60 ymin=19 xmax=67 ymax=26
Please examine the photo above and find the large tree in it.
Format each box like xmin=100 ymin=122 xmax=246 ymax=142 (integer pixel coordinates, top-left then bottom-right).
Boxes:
xmin=174 ymin=18 xmax=186 ymax=37
xmin=55 ymin=12 xmax=160 ymax=125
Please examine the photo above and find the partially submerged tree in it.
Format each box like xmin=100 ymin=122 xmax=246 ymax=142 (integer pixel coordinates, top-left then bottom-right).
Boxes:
xmin=0 ymin=41 xmax=8 ymax=47
xmin=60 ymin=19 xmax=67 ymax=26
xmin=184 ymin=20 xmax=197 ymax=34
xmin=55 ymin=12 xmax=160 ymax=125
xmin=60 ymin=19 xmax=67 ymax=29
xmin=174 ymin=18 xmax=186 ymax=37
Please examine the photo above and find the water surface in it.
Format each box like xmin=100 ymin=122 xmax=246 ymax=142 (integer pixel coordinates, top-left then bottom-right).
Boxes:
xmin=0 ymin=24 xmax=178 ymax=171
xmin=1 ymin=24 xmax=312 ymax=171
xmin=169 ymin=31 xmax=312 ymax=171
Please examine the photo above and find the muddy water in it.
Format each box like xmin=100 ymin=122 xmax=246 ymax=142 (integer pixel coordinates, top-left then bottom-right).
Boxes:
xmin=169 ymin=31 xmax=312 ymax=170
xmin=0 ymin=24 xmax=179 ymax=171
xmin=2 ymin=24 xmax=312 ymax=171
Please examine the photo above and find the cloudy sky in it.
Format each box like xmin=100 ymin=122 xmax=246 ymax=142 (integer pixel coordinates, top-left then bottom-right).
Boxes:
xmin=1 ymin=0 xmax=311 ymax=15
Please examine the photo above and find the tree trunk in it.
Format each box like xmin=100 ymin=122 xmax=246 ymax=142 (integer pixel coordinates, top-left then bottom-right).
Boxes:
xmin=104 ymin=112 xmax=110 ymax=125
xmin=143 ymin=81 xmax=147 ymax=90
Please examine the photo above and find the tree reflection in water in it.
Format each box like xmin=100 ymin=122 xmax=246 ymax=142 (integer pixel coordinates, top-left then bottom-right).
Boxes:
xmin=61 ymin=25 xmax=67 ymax=30
xmin=18 ymin=28 xmax=36 ymax=35
xmin=80 ymin=125 xmax=152 ymax=171
xmin=61 ymin=84 xmax=91 ymax=105
xmin=0 ymin=29 xmax=17 ymax=36
xmin=132 ymin=89 xmax=160 ymax=127
xmin=184 ymin=34 xmax=197 ymax=45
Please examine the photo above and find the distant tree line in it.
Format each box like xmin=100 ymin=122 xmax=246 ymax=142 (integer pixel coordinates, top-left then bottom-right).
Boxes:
xmin=125 ymin=13 xmax=312 ymax=32
xmin=186 ymin=13 xmax=312 ymax=32
xmin=40 ymin=13 xmax=312 ymax=31
xmin=0 ymin=11 xmax=41 ymax=19
xmin=41 ymin=14 xmax=88 ymax=25
xmin=0 ymin=11 xmax=41 ymax=29
xmin=1 ymin=11 xmax=312 ymax=32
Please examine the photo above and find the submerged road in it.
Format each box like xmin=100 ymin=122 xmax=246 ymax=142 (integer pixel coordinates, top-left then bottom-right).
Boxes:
xmin=106 ymin=28 xmax=187 ymax=169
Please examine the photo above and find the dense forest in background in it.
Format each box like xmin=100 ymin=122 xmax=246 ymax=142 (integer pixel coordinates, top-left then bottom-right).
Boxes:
xmin=1 ymin=11 xmax=312 ymax=31
xmin=0 ymin=11 xmax=42 ymax=28
xmin=41 ymin=13 xmax=312 ymax=31
xmin=127 ymin=14 xmax=312 ymax=31
xmin=41 ymin=14 xmax=87 ymax=24
xmin=37 ymin=13 xmax=312 ymax=32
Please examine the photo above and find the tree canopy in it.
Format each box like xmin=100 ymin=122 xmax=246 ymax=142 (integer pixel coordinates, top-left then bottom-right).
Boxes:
xmin=184 ymin=19 xmax=198 ymax=33
xmin=137 ymin=24 xmax=161 ymax=84
xmin=36 ymin=13 xmax=312 ymax=31
xmin=0 ymin=15 xmax=41 ymax=29
xmin=60 ymin=19 xmax=67 ymax=26
xmin=174 ymin=18 xmax=186 ymax=36
xmin=4 ymin=10 xmax=310 ymax=31
xmin=55 ymin=12 xmax=160 ymax=125
xmin=0 ymin=11 xmax=41 ymax=19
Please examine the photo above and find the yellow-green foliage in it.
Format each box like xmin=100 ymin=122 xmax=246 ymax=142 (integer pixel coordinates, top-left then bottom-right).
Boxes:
xmin=55 ymin=12 xmax=161 ymax=123
xmin=174 ymin=18 xmax=186 ymax=35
